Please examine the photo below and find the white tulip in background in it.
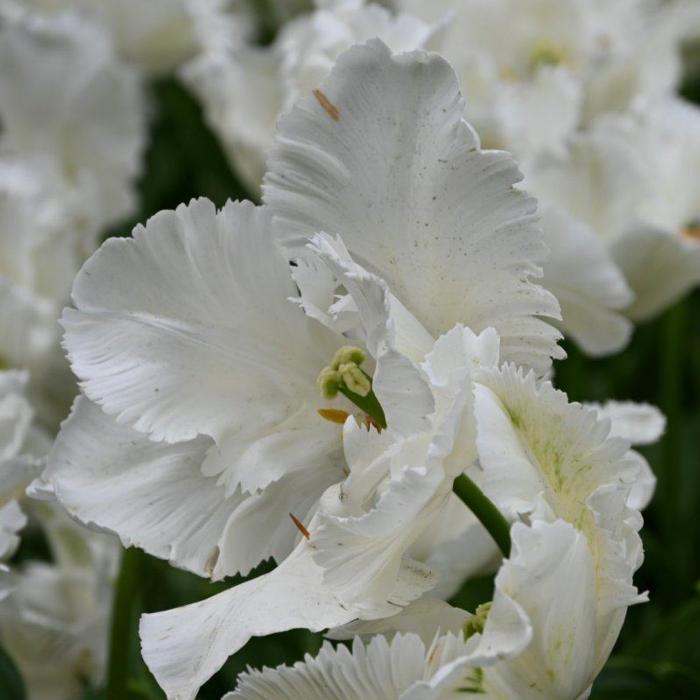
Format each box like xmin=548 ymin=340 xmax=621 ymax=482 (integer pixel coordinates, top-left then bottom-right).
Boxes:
xmin=182 ymin=0 xmax=442 ymax=191
xmin=0 ymin=1 xmax=148 ymax=694
xmin=180 ymin=0 xmax=700 ymax=354
xmin=533 ymin=99 xmax=700 ymax=322
xmin=0 ymin=506 xmax=119 ymax=700
xmin=0 ymin=2 xmax=146 ymax=425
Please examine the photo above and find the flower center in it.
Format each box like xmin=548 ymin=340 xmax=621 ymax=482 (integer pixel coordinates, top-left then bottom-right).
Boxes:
xmin=317 ymin=346 xmax=387 ymax=430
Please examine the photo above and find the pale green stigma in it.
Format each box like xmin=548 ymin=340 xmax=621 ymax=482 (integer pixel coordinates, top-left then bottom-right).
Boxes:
xmin=463 ymin=602 xmax=492 ymax=639
xmin=317 ymin=346 xmax=370 ymax=399
xmin=337 ymin=363 xmax=371 ymax=397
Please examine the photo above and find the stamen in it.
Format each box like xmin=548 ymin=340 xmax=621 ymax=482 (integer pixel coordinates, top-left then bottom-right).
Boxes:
xmin=318 ymin=408 xmax=350 ymax=424
xmin=316 ymin=345 xmax=387 ymax=430
xmin=337 ymin=362 xmax=371 ymax=397
xmin=289 ymin=513 xmax=311 ymax=540
xmin=317 ymin=366 xmax=341 ymax=399
xmin=683 ymin=220 xmax=700 ymax=241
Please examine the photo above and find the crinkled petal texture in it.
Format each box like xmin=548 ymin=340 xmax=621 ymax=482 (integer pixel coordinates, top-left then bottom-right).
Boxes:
xmin=479 ymin=520 xmax=598 ymax=699
xmin=472 ymin=367 xmax=647 ymax=689
xmin=227 ymin=523 xmax=605 ymax=700
xmin=309 ymin=322 xmax=499 ymax=616
xmin=225 ymin=545 xmax=532 ymax=700
xmin=225 ymin=634 xmax=433 ymax=700
xmin=539 ymin=205 xmax=633 ymax=357
xmin=52 ymin=198 xmax=351 ymax=576
xmin=45 ymin=397 xmax=238 ymax=579
xmin=300 ymin=520 xmax=631 ymax=700
xmin=140 ymin=543 xmax=361 ymax=700
xmin=307 ymin=232 xmax=435 ymax=435
xmin=472 ymin=365 xmax=638 ymax=527
xmin=64 ymin=198 xmax=339 ymax=444
xmin=264 ymin=39 xmax=563 ymax=374
xmin=585 ymin=400 xmax=664 ymax=511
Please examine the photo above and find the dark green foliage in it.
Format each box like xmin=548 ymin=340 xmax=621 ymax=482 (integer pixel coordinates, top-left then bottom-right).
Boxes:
xmin=0 ymin=646 xmax=25 ymax=700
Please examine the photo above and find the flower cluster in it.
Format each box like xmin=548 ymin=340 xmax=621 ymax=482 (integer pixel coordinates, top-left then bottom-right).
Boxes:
xmin=1 ymin=1 xmax=694 ymax=699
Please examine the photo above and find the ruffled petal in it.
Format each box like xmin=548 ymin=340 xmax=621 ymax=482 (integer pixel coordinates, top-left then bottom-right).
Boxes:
xmin=265 ymin=39 xmax=563 ymax=374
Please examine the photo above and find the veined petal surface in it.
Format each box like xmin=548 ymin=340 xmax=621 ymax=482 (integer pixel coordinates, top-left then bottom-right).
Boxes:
xmin=265 ymin=40 xmax=563 ymax=374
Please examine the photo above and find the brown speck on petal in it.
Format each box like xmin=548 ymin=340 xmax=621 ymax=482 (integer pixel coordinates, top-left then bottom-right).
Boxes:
xmin=290 ymin=513 xmax=311 ymax=540
xmin=313 ymin=89 xmax=340 ymax=121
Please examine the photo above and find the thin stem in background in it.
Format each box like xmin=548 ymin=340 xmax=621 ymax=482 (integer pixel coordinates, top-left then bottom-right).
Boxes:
xmin=660 ymin=301 xmax=687 ymax=586
xmin=106 ymin=547 xmax=145 ymax=700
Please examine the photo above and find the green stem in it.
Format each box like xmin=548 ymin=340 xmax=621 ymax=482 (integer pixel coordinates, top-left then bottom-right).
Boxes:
xmin=248 ymin=0 xmax=277 ymax=44
xmin=453 ymin=473 xmax=511 ymax=557
xmin=106 ymin=547 xmax=145 ymax=700
xmin=339 ymin=385 xmax=387 ymax=430
xmin=660 ymin=302 xmax=686 ymax=584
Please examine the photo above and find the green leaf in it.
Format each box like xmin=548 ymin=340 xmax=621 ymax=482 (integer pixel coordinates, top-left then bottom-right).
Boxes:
xmin=591 ymin=657 xmax=700 ymax=698
xmin=0 ymin=645 xmax=25 ymax=700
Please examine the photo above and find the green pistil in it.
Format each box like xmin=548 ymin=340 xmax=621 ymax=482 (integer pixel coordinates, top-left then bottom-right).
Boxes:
xmin=453 ymin=473 xmax=512 ymax=557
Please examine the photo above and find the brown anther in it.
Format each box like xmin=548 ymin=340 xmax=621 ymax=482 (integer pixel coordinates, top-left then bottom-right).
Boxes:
xmin=313 ymin=89 xmax=340 ymax=121
xmin=289 ymin=513 xmax=311 ymax=540
xmin=364 ymin=414 xmax=383 ymax=433
xmin=318 ymin=408 xmax=350 ymax=425
xmin=683 ymin=223 xmax=700 ymax=241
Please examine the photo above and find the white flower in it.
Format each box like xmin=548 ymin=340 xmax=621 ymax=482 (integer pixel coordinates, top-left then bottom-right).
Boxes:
xmin=396 ymin=0 xmax=686 ymax=161
xmin=47 ymin=42 xmax=561 ymax=575
xmin=28 ymin=0 xmax=199 ymax=74
xmin=181 ymin=0 xmax=441 ymax=191
xmin=529 ymin=98 xmax=700 ymax=321
xmin=0 ymin=515 xmax=118 ymax=700
xmin=538 ymin=205 xmax=634 ymax=356
xmin=587 ymin=400 xmax=665 ymax=511
xmin=227 ymin=518 xmax=639 ymax=700
xmin=0 ymin=500 xmax=26 ymax=601
xmin=48 ymin=199 xmax=348 ymax=580
xmin=0 ymin=4 xmax=146 ymax=230
xmin=0 ymin=159 xmax=102 ymax=423
xmin=0 ymin=370 xmax=50 ymax=505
